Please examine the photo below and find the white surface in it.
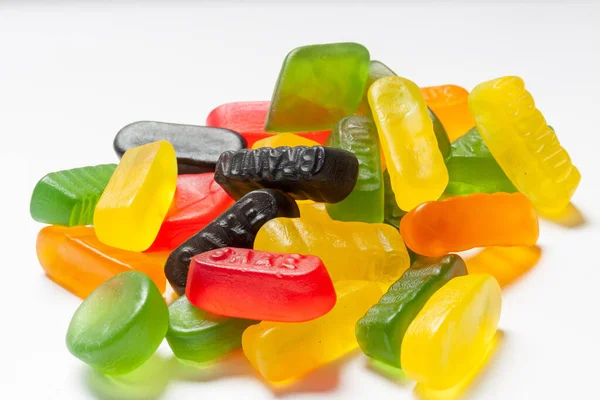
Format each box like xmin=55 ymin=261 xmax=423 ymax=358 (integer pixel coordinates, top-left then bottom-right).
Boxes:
xmin=1 ymin=1 xmax=599 ymax=399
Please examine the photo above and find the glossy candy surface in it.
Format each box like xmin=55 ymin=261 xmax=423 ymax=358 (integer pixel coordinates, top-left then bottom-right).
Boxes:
xmin=206 ymin=101 xmax=330 ymax=147
xmin=30 ymin=164 xmax=116 ymax=226
xmin=355 ymin=255 xmax=467 ymax=368
xmin=369 ymin=76 xmax=449 ymax=211
xmin=401 ymin=193 xmax=539 ymax=257
xmin=114 ymin=121 xmax=246 ymax=174
xmin=37 ymin=226 xmax=166 ymax=298
xmin=251 ymin=133 xmax=320 ymax=149
xmin=66 ymin=271 xmax=169 ymax=375
xmin=187 ymin=247 xmax=335 ymax=322
xmin=357 ymin=62 xmax=451 ymax=159
xmin=254 ymin=217 xmax=410 ymax=287
xmin=165 ymin=189 xmax=300 ymax=295
xmin=166 ymin=296 xmax=257 ymax=364
xmin=242 ymin=280 xmax=382 ymax=382
xmin=148 ymin=174 xmax=234 ymax=251
xmin=94 ymin=140 xmax=177 ymax=251
xmin=466 ymin=246 xmax=541 ymax=287
xmin=214 ymin=146 xmax=359 ymax=203
xmin=445 ymin=127 xmax=517 ymax=196
xmin=382 ymin=169 xmax=406 ymax=230
xmin=469 ymin=76 xmax=580 ymax=214
xmin=297 ymin=201 xmax=332 ymax=223
xmin=421 ymin=84 xmax=475 ymax=141
xmin=265 ymin=42 xmax=370 ymax=132
xmin=401 ymin=274 xmax=502 ymax=389
xmin=325 ymin=116 xmax=384 ymax=223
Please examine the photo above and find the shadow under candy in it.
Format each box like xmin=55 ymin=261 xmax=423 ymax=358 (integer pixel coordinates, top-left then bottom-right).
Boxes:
xmin=539 ymin=202 xmax=586 ymax=229
xmin=413 ymin=330 xmax=506 ymax=400
xmin=464 ymin=246 xmax=542 ymax=288
xmin=267 ymin=349 xmax=360 ymax=397
xmin=366 ymin=358 xmax=411 ymax=387
xmin=169 ymin=349 xmax=255 ymax=383
xmin=85 ymin=353 xmax=172 ymax=400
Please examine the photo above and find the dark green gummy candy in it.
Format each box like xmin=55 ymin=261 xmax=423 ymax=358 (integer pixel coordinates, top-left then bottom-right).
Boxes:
xmin=355 ymin=254 xmax=468 ymax=368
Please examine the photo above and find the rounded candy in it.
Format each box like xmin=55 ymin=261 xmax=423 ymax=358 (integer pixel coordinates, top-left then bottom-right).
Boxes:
xmin=66 ymin=271 xmax=169 ymax=375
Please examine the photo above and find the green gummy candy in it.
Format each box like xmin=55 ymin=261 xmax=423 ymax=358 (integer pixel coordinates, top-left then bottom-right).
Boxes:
xmin=166 ymin=296 xmax=257 ymax=365
xmin=325 ymin=116 xmax=384 ymax=223
xmin=445 ymin=127 xmax=517 ymax=195
xmin=357 ymin=60 xmax=397 ymax=117
xmin=265 ymin=42 xmax=370 ymax=132
xmin=382 ymin=169 xmax=405 ymax=230
xmin=30 ymin=164 xmax=116 ymax=226
xmin=428 ymin=107 xmax=451 ymax=160
xmin=66 ymin=271 xmax=169 ymax=375
xmin=357 ymin=60 xmax=451 ymax=159
xmin=355 ymin=254 xmax=467 ymax=368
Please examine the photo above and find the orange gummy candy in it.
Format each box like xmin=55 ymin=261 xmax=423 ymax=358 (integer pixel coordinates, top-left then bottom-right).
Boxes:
xmin=400 ymin=193 xmax=539 ymax=257
xmin=36 ymin=225 xmax=166 ymax=299
xmin=465 ymin=246 xmax=542 ymax=287
xmin=421 ymin=85 xmax=475 ymax=141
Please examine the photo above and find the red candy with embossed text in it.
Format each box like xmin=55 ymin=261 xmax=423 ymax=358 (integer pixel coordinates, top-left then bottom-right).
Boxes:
xmin=147 ymin=174 xmax=234 ymax=251
xmin=205 ymin=101 xmax=331 ymax=147
xmin=186 ymin=247 xmax=336 ymax=322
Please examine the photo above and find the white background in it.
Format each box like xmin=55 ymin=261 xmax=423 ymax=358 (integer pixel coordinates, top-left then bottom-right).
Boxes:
xmin=1 ymin=1 xmax=599 ymax=399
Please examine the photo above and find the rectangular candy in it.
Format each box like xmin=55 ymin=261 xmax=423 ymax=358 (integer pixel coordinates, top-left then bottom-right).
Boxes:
xmin=206 ymin=101 xmax=331 ymax=147
xmin=30 ymin=164 xmax=116 ymax=226
xmin=254 ymin=217 xmax=410 ymax=287
xmin=165 ymin=189 xmax=300 ymax=295
xmin=400 ymin=193 xmax=539 ymax=257
xmin=242 ymin=280 xmax=382 ymax=382
xmin=325 ymin=116 xmax=384 ymax=223
xmin=114 ymin=121 xmax=247 ymax=174
xmin=265 ymin=42 xmax=370 ymax=132
xmin=147 ymin=173 xmax=234 ymax=252
xmin=356 ymin=255 xmax=467 ymax=368
xmin=36 ymin=226 xmax=166 ymax=298
xmin=369 ymin=76 xmax=449 ymax=211
xmin=94 ymin=140 xmax=177 ymax=251
xmin=214 ymin=146 xmax=359 ymax=203
xmin=186 ymin=247 xmax=335 ymax=322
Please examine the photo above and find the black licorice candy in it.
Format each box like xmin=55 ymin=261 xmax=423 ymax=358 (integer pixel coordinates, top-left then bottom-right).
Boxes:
xmin=214 ymin=146 xmax=359 ymax=203
xmin=165 ymin=189 xmax=300 ymax=295
xmin=114 ymin=121 xmax=247 ymax=174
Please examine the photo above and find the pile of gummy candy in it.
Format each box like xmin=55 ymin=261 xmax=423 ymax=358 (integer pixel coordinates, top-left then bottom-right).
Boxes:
xmin=30 ymin=42 xmax=580 ymax=391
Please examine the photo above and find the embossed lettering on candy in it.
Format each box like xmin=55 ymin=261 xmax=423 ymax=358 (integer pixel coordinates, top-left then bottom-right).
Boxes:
xmin=214 ymin=146 xmax=359 ymax=203
xmin=114 ymin=121 xmax=247 ymax=174
xmin=164 ymin=189 xmax=300 ymax=296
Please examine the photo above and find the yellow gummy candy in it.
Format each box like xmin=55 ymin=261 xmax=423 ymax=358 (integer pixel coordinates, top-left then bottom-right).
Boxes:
xmin=242 ymin=280 xmax=382 ymax=382
xmin=469 ymin=76 xmax=580 ymax=214
xmin=254 ymin=217 xmax=410 ymax=287
xmin=368 ymin=76 xmax=448 ymax=211
xmin=401 ymin=274 xmax=502 ymax=390
xmin=94 ymin=140 xmax=177 ymax=251
xmin=251 ymin=133 xmax=320 ymax=149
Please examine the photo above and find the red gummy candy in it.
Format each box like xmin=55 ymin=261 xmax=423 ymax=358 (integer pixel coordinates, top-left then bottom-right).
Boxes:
xmin=147 ymin=174 xmax=234 ymax=252
xmin=186 ymin=247 xmax=336 ymax=322
xmin=205 ymin=101 xmax=331 ymax=147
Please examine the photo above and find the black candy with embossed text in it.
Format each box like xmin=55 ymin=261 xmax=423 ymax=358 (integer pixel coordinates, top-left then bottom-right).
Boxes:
xmin=164 ymin=189 xmax=300 ymax=295
xmin=214 ymin=146 xmax=359 ymax=203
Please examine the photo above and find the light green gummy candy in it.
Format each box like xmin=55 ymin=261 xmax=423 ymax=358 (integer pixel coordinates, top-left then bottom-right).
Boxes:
xmin=66 ymin=271 xmax=168 ymax=375
xmin=265 ymin=42 xmax=370 ymax=132
xmin=166 ymin=296 xmax=257 ymax=365
xmin=30 ymin=164 xmax=116 ymax=226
